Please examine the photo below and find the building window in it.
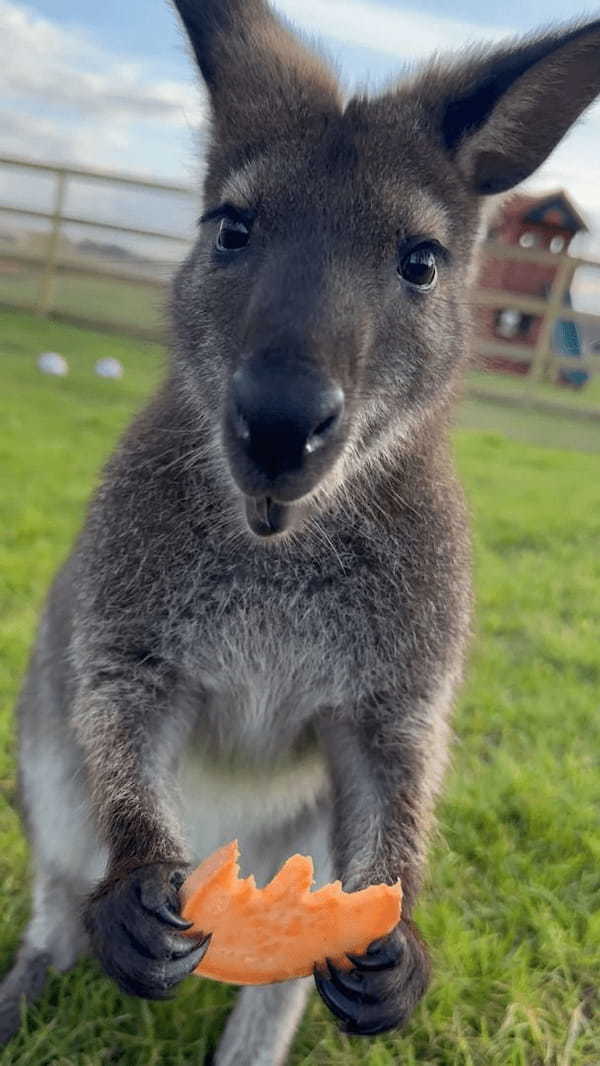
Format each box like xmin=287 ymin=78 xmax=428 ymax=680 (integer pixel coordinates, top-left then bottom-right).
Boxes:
xmin=495 ymin=309 xmax=534 ymax=339
xmin=549 ymin=235 xmax=566 ymax=254
xmin=519 ymin=231 xmax=539 ymax=248
xmin=495 ymin=309 xmax=520 ymax=338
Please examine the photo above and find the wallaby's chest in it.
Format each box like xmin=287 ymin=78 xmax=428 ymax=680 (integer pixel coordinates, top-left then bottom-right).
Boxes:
xmin=170 ymin=544 xmax=399 ymax=757
xmin=183 ymin=589 xmax=359 ymax=757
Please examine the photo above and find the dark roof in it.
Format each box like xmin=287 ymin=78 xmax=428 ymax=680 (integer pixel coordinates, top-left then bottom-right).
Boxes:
xmin=503 ymin=190 xmax=588 ymax=232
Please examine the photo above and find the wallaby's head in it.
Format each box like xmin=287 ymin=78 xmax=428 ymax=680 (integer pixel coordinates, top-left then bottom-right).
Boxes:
xmin=171 ymin=0 xmax=599 ymax=539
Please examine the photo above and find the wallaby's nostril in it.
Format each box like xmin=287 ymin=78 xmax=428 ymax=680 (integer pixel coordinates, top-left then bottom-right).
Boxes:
xmin=233 ymin=403 xmax=251 ymax=442
xmin=315 ymin=415 xmax=337 ymax=437
xmin=305 ymin=389 xmax=344 ymax=455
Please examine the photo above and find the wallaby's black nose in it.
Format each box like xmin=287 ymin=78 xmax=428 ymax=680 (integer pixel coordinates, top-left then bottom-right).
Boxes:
xmin=231 ymin=361 xmax=344 ymax=480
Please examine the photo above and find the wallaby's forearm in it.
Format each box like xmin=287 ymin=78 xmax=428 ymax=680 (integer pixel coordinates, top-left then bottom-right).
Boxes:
xmin=314 ymin=704 xmax=442 ymax=1029
xmin=322 ymin=704 xmax=450 ymax=915
xmin=72 ymin=659 xmax=189 ymax=873
xmin=71 ymin=656 xmax=210 ymax=1002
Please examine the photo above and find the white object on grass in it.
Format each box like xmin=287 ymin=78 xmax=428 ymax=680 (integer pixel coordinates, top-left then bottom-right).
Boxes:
xmin=95 ymin=357 xmax=124 ymax=379
xmin=38 ymin=352 xmax=69 ymax=376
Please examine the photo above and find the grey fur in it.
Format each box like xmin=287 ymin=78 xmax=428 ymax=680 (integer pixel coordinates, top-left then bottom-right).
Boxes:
xmin=2 ymin=1 xmax=599 ymax=1059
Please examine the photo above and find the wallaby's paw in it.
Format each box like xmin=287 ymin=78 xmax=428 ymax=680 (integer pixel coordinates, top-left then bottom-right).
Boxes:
xmin=314 ymin=920 xmax=430 ymax=1036
xmin=84 ymin=863 xmax=210 ymax=999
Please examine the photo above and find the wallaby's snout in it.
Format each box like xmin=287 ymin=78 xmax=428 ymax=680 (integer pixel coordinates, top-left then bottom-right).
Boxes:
xmin=224 ymin=351 xmax=346 ymax=536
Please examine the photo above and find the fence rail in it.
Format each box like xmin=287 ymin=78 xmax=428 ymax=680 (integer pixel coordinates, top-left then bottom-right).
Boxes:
xmin=0 ymin=203 xmax=192 ymax=243
xmin=1 ymin=155 xmax=599 ymax=398
xmin=0 ymin=153 xmax=192 ymax=193
xmin=0 ymin=155 xmax=198 ymax=332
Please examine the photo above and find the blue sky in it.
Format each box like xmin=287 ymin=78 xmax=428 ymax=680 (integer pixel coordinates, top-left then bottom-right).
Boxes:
xmin=23 ymin=0 xmax=591 ymax=67
xmin=1 ymin=0 xmax=600 ymax=262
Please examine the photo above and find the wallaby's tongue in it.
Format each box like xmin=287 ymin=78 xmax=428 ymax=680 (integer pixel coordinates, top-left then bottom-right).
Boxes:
xmin=245 ymin=497 xmax=290 ymax=537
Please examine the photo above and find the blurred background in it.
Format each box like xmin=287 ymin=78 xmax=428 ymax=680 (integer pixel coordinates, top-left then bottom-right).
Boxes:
xmin=1 ymin=0 xmax=600 ymax=407
xmin=1 ymin=3 xmax=599 ymax=1065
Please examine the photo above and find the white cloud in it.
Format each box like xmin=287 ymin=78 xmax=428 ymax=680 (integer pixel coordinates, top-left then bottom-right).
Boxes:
xmin=0 ymin=108 xmax=130 ymax=167
xmin=274 ymin=0 xmax=508 ymax=62
xmin=0 ymin=0 xmax=206 ymax=130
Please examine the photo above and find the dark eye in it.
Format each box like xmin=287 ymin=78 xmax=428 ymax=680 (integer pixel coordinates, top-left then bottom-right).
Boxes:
xmin=216 ymin=216 xmax=251 ymax=252
xmin=399 ymin=245 xmax=437 ymax=289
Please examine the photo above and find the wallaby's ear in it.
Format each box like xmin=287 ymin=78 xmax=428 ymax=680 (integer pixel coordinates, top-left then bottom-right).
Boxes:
xmin=172 ymin=0 xmax=340 ymax=168
xmin=419 ymin=19 xmax=600 ymax=195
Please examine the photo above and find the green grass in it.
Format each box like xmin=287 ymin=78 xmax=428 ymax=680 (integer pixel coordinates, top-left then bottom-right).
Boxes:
xmin=459 ymin=397 xmax=600 ymax=454
xmin=1 ymin=308 xmax=599 ymax=1065
xmin=468 ymin=367 xmax=600 ymax=413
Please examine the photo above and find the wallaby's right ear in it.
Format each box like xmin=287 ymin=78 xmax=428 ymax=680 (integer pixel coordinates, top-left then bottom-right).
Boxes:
xmin=416 ymin=18 xmax=600 ymax=195
xmin=172 ymin=0 xmax=340 ymax=168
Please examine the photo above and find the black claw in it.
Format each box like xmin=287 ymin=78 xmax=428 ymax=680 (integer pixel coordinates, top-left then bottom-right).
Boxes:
xmin=348 ymin=937 xmax=402 ymax=972
xmin=323 ymin=959 xmax=378 ymax=1004
xmin=315 ymin=922 xmax=430 ymax=1036
xmin=86 ymin=863 xmax=211 ymax=1001
xmin=119 ymin=921 xmax=156 ymax=962
xmin=346 ymin=951 xmax=387 ymax=972
xmin=136 ymin=939 xmax=209 ymax=998
xmin=168 ymin=940 xmax=209 ymax=980
xmin=111 ymin=932 xmax=210 ymax=1000
xmin=315 ymin=962 xmax=402 ymax=1035
xmin=186 ymin=931 xmax=212 ymax=967
xmin=153 ymin=903 xmax=193 ymax=930
xmin=118 ymin=908 xmax=201 ymax=962
xmin=169 ymin=933 xmax=208 ymax=959
xmin=366 ymin=936 xmax=387 ymax=954
xmin=314 ymin=972 xmax=356 ymax=1027
xmin=195 ymin=932 xmax=212 ymax=957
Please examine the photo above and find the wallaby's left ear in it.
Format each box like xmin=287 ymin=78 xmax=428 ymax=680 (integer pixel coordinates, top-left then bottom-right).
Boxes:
xmin=172 ymin=0 xmax=340 ymax=172
xmin=422 ymin=19 xmax=600 ymax=194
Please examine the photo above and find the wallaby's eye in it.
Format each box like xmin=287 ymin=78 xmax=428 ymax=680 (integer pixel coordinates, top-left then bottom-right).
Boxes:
xmin=399 ymin=245 xmax=438 ymax=290
xmin=216 ymin=217 xmax=251 ymax=252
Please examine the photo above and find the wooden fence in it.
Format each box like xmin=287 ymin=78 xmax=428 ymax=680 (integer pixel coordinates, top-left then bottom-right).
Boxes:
xmin=1 ymin=154 xmax=599 ymax=400
xmin=0 ymin=155 xmax=196 ymax=339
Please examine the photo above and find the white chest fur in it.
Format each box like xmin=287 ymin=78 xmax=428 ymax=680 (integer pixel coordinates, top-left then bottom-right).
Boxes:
xmin=177 ymin=740 xmax=329 ymax=881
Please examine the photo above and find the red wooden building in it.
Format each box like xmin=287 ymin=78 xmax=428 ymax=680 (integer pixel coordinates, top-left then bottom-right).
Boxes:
xmin=477 ymin=190 xmax=587 ymax=375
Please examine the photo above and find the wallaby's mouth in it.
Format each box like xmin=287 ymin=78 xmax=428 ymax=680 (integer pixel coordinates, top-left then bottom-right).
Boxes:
xmin=244 ymin=496 xmax=294 ymax=538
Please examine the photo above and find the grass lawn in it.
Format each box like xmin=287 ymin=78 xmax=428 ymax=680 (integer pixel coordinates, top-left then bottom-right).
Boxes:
xmin=459 ymin=396 xmax=600 ymax=454
xmin=1 ymin=308 xmax=599 ymax=1065
xmin=467 ymin=368 xmax=600 ymax=414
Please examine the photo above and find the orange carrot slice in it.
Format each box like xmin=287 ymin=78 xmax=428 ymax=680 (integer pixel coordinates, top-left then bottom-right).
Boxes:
xmin=180 ymin=841 xmax=402 ymax=986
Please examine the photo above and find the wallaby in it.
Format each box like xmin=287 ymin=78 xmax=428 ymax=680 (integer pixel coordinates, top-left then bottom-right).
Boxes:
xmin=1 ymin=3 xmax=599 ymax=1063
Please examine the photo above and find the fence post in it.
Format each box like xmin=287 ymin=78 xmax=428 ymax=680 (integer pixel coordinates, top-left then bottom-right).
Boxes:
xmin=528 ymin=255 xmax=577 ymax=384
xmin=37 ymin=169 xmax=67 ymax=316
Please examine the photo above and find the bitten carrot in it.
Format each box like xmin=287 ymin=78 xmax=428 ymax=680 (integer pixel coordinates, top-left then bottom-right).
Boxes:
xmin=180 ymin=841 xmax=402 ymax=986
